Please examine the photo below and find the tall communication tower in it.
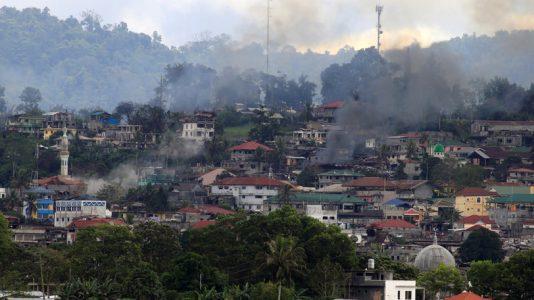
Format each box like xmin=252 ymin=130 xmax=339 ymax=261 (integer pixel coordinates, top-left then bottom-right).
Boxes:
xmin=262 ymin=0 xmax=271 ymax=106
xmin=376 ymin=4 xmax=384 ymax=52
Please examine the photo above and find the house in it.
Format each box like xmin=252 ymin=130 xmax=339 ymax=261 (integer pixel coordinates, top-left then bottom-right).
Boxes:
xmin=403 ymin=208 xmax=423 ymax=225
xmin=317 ymin=169 xmax=363 ymax=188
xmin=54 ymin=199 xmax=108 ymax=227
xmin=507 ymin=167 xmax=534 ymax=184
xmin=369 ymin=219 xmax=419 ymax=236
xmin=343 ymin=266 xmax=418 ymax=300
xmin=313 ymin=100 xmax=344 ymax=123
xmin=11 ymin=226 xmax=47 ymax=244
xmin=457 ymin=215 xmax=494 ymax=230
xmin=381 ymin=199 xmax=411 ymax=220
xmin=87 ymin=111 xmax=119 ymax=131
xmin=264 ymin=192 xmax=367 ymax=228
xmin=198 ymin=168 xmax=235 ymax=186
xmin=35 ymin=176 xmax=87 ymax=198
xmin=471 ymin=119 xmax=534 ymax=146
xmin=291 ymin=122 xmax=329 ymax=145
xmin=0 ymin=187 xmax=7 ymax=199
xmin=190 ymin=220 xmax=216 ymax=230
xmin=224 ymin=141 xmax=273 ymax=175
xmin=181 ymin=111 xmax=215 ymax=142
xmin=403 ymin=159 xmax=422 ymax=179
xmin=67 ymin=217 xmax=125 ymax=244
xmin=343 ymin=177 xmax=432 ymax=205
xmin=102 ymin=124 xmax=154 ymax=149
xmin=210 ymin=177 xmax=284 ymax=212
xmin=42 ymin=112 xmax=77 ymax=140
xmin=468 ymin=146 xmax=515 ymax=167
xmin=454 ymin=187 xmax=500 ymax=216
xmin=487 ymin=194 xmax=534 ymax=235
xmin=6 ymin=114 xmax=44 ymax=135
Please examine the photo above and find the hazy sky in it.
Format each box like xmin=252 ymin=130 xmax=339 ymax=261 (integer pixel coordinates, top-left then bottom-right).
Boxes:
xmin=3 ymin=0 xmax=534 ymax=52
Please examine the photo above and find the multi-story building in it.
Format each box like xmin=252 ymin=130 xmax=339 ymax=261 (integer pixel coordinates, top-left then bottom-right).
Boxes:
xmin=264 ymin=192 xmax=367 ymax=228
xmin=343 ymin=267 xmax=418 ymax=300
xmin=0 ymin=187 xmax=6 ymax=199
xmin=210 ymin=177 xmax=283 ymax=212
xmin=454 ymin=187 xmax=500 ymax=216
xmin=181 ymin=111 xmax=215 ymax=142
xmin=42 ymin=112 xmax=77 ymax=139
xmin=313 ymin=100 xmax=344 ymax=123
xmin=507 ymin=168 xmax=534 ymax=185
xmin=471 ymin=120 xmax=534 ymax=146
xmin=6 ymin=114 xmax=44 ymax=135
xmin=224 ymin=141 xmax=273 ymax=175
xmin=54 ymin=199 xmax=108 ymax=227
xmin=343 ymin=177 xmax=433 ymax=206
xmin=317 ymin=169 xmax=363 ymax=188
xmin=487 ymin=194 xmax=534 ymax=234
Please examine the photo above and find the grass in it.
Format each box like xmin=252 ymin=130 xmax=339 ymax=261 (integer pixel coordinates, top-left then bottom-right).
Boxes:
xmin=222 ymin=123 xmax=253 ymax=141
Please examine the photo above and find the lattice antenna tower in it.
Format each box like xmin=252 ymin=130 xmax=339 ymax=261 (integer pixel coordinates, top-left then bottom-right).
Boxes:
xmin=262 ymin=0 xmax=272 ymax=106
xmin=376 ymin=4 xmax=384 ymax=52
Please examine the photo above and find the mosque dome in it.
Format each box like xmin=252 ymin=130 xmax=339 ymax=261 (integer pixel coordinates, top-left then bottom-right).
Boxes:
xmin=433 ymin=143 xmax=445 ymax=153
xmin=414 ymin=235 xmax=455 ymax=272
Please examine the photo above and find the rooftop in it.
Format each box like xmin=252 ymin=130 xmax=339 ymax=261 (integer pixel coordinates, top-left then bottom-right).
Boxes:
xmin=228 ymin=141 xmax=273 ymax=152
xmin=455 ymin=187 xmax=500 ymax=197
xmin=266 ymin=192 xmax=366 ymax=204
xmin=191 ymin=220 xmax=216 ymax=230
xmin=214 ymin=176 xmax=283 ymax=187
xmin=445 ymin=291 xmax=491 ymax=300
xmin=369 ymin=219 xmax=416 ymax=229
xmin=490 ymin=194 xmax=534 ymax=204
xmin=69 ymin=217 xmax=125 ymax=229
xmin=460 ymin=215 xmax=494 ymax=224
xmin=318 ymin=100 xmax=344 ymax=109
xmin=318 ymin=169 xmax=363 ymax=177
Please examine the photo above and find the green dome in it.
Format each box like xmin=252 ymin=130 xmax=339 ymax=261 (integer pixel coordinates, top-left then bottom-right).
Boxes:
xmin=433 ymin=144 xmax=444 ymax=153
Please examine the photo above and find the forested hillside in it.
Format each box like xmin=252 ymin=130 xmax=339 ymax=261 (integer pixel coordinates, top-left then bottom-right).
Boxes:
xmin=1 ymin=6 xmax=534 ymax=110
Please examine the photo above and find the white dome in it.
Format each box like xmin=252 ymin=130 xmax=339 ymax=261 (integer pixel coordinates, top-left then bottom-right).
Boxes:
xmin=414 ymin=242 xmax=455 ymax=272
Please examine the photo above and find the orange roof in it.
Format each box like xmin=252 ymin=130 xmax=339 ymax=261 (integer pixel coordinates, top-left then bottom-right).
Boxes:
xmin=370 ymin=219 xmax=416 ymax=229
xmin=36 ymin=175 xmax=85 ymax=186
xmin=198 ymin=205 xmax=235 ymax=215
xmin=215 ymin=177 xmax=284 ymax=187
xmin=343 ymin=177 xmax=386 ymax=188
xmin=228 ymin=141 xmax=273 ymax=152
xmin=509 ymin=168 xmax=534 ymax=173
xmin=69 ymin=218 xmax=125 ymax=229
xmin=456 ymin=187 xmax=500 ymax=197
xmin=191 ymin=220 xmax=216 ymax=230
xmin=179 ymin=207 xmax=202 ymax=214
xmin=445 ymin=291 xmax=491 ymax=300
xmin=319 ymin=100 xmax=344 ymax=109
xmin=460 ymin=215 xmax=494 ymax=224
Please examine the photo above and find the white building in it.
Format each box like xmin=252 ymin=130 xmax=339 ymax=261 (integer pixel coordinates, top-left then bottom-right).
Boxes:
xmin=54 ymin=199 xmax=108 ymax=227
xmin=211 ymin=177 xmax=283 ymax=212
xmin=0 ymin=187 xmax=6 ymax=199
xmin=181 ymin=111 xmax=215 ymax=142
xmin=60 ymin=128 xmax=69 ymax=176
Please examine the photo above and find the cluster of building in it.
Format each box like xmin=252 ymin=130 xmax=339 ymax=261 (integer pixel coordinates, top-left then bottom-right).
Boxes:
xmin=6 ymin=110 xmax=156 ymax=148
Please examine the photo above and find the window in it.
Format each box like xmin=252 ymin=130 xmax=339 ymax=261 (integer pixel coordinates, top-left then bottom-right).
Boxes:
xmin=322 ymin=216 xmax=328 ymax=220
xmin=477 ymin=197 xmax=481 ymax=203
xmin=398 ymin=291 xmax=401 ymax=299
xmin=405 ymin=291 xmax=412 ymax=300
xmin=256 ymin=205 xmax=261 ymax=209
xmin=255 ymin=195 xmax=263 ymax=199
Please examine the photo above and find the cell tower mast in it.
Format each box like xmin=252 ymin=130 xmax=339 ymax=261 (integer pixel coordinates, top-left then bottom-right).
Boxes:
xmin=262 ymin=0 xmax=271 ymax=106
xmin=376 ymin=4 xmax=384 ymax=52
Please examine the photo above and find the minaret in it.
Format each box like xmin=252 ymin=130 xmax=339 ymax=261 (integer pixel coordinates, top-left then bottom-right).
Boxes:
xmin=60 ymin=127 xmax=69 ymax=177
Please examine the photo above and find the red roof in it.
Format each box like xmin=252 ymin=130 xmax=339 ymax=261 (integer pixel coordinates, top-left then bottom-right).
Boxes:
xmin=215 ymin=177 xmax=284 ymax=187
xmin=445 ymin=291 xmax=490 ymax=300
xmin=319 ymin=100 xmax=344 ymax=109
xmin=228 ymin=141 xmax=273 ymax=152
xmin=191 ymin=220 xmax=216 ymax=230
xmin=456 ymin=187 xmax=500 ymax=197
xmin=198 ymin=205 xmax=235 ymax=215
xmin=179 ymin=207 xmax=202 ymax=214
xmin=36 ymin=175 xmax=85 ymax=186
xmin=343 ymin=177 xmax=386 ymax=188
xmin=465 ymin=224 xmax=490 ymax=232
xmin=403 ymin=208 xmax=421 ymax=216
xmin=69 ymin=218 xmax=125 ymax=229
xmin=370 ymin=219 xmax=416 ymax=229
xmin=460 ymin=215 xmax=494 ymax=224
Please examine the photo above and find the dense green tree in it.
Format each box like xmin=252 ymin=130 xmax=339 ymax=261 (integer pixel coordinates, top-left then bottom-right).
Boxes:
xmin=0 ymin=214 xmax=13 ymax=266
xmin=96 ymin=183 xmax=126 ymax=203
xmin=17 ymin=87 xmax=42 ymax=115
xmin=248 ymin=109 xmax=280 ymax=142
xmin=123 ymin=264 xmax=163 ymax=299
xmin=458 ymin=228 xmax=504 ymax=263
xmin=59 ymin=278 xmax=120 ymax=299
xmin=113 ymin=101 xmax=136 ymax=121
xmin=467 ymin=260 xmax=501 ymax=298
xmin=134 ymin=222 xmax=181 ymax=273
xmin=125 ymin=184 xmax=168 ymax=212
xmin=417 ymin=264 xmax=466 ymax=299
xmin=249 ymin=281 xmax=296 ymax=300
xmin=499 ymin=249 xmax=534 ymax=299
xmin=375 ymin=256 xmax=419 ymax=280
xmin=129 ymin=104 xmax=166 ymax=133
xmin=162 ymin=252 xmax=228 ymax=293
xmin=69 ymin=225 xmax=142 ymax=282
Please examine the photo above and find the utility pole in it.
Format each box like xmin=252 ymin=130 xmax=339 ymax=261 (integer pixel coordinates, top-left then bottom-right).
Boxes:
xmin=376 ymin=4 xmax=384 ymax=52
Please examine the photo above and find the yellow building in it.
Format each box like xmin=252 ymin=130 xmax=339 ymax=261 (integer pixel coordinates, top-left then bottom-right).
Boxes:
xmin=455 ymin=187 xmax=500 ymax=216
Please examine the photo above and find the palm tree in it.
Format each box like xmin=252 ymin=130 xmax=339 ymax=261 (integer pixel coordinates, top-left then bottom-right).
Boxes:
xmin=258 ymin=235 xmax=307 ymax=285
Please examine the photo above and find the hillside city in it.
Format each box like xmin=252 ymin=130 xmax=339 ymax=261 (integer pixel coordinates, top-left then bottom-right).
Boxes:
xmin=1 ymin=4 xmax=534 ymax=300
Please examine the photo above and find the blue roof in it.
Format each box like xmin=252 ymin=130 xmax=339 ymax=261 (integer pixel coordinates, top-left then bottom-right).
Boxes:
xmin=37 ymin=198 xmax=54 ymax=204
xmin=384 ymin=198 xmax=411 ymax=207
